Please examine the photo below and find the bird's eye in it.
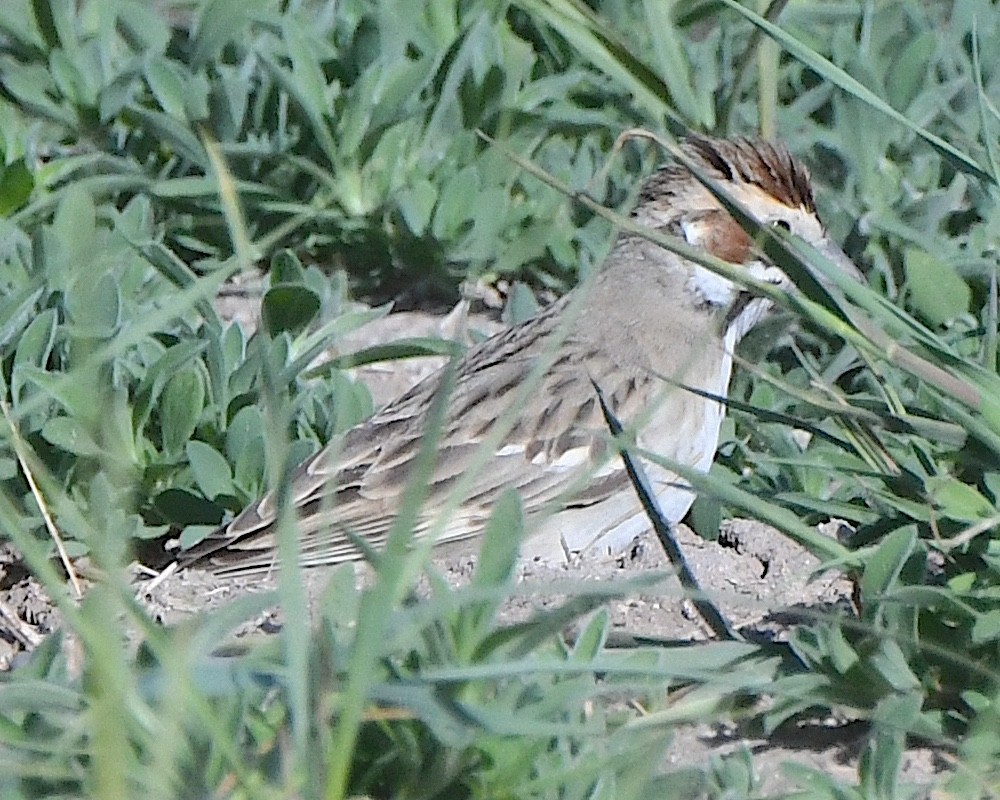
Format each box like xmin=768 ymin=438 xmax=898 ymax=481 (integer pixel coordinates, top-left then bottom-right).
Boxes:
xmin=772 ymin=219 xmax=792 ymax=232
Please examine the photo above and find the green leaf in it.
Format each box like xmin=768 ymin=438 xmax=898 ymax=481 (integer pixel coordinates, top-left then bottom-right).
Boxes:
xmin=126 ymin=106 xmax=206 ymax=166
xmin=133 ymin=340 xmax=207 ymax=433
xmin=886 ymin=33 xmax=936 ymax=111
xmin=0 ymin=280 xmax=44 ymax=352
xmin=161 ymin=368 xmax=205 ymax=456
xmin=153 ymin=488 xmax=223 ymax=526
xmin=432 ymin=166 xmax=477 ymax=239
xmin=261 ymin=285 xmax=320 ymax=337
xmin=184 ymin=71 xmax=210 ymax=121
xmin=41 ymin=416 xmax=102 ymax=457
xmin=502 ymin=281 xmax=540 ymax=325
xmin=190 ymin=0 xmax=254 ymax=68
xmin=150 ymin=176 xmax=275 ymax=199
xmin=686 ymin=494 xmax=722 ymax=539
xmin=0 ymin=60 xmax=74 ymax=126
xmin=220 ymin=323 xmax=246 ymax=373
xmin=0 ymin=159 xmax=34 ymax=216
xmin=51 ymin=187 xmax=96 ymax=284
xmin=186 ymin=440 xmax=234 ymax=502
xmin=283 ymin=20 xmax=329 ymax=121
xmin=0 ymin=457 xmax=16 ymax=481
xmin=643 ymin=0 xmax=712 ymax=127
xmin=716 ymin=0 xmax=991 ymax=182
xmin=824 ymin=623 xmax=859 ymax=674
xmin=396 ymin=179 xmax=438 ymax=236
xmin=225 ymin=404 xmax=263 ymax=461
xmin=270 ymin=250 xmax=307 ymax=286
xmin=971 ymin=610 xmax=1000 ymax=644
xmin=11 ymin=308 xmax=57 ymax=403
xmin=30 ymin=0 xmax=60 ymax=51
xmin=178 ymin=523 xmax=218 ymax=550
xmin=144 ymin=57 xmax=188 ymax=120
xmin=227 ymin=405 xmax=266 ymax=493
xmin=133 ymin=521 xmax=171 ymax=541
xmin=15 ymin=364 xmax=92 ymax=422
xmin=116 ymin=2 xmax=171 ymax=53
xmin=66 ymin=271 xmax=120 ymax=339
xmin=860 ymin=527 xmax=917 ymax=610
xmin=925 ymin=474 xmax=996 ymax=523
xmin=49 ymin=48 xmax=87 ymax=107
xmin=473 ymin=489 xmax=522 ymax=591
xmin=570 ymin=609 xmax=608 ymax=661
xmin=870 ymin=640 xmax=921 ymax=692
xmin=321 ymin=337 xmax=461 ymax=372
xmin=903 ymin=249 xmax=970 ymax=326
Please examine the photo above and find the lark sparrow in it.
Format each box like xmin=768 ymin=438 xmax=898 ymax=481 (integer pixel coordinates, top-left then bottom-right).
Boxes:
xmin=180 ymin=136 xmax=861 ymax=576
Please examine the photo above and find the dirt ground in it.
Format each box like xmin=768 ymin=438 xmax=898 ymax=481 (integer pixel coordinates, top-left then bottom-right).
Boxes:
xmin=0 ymin=281 xmax=951 ymax=796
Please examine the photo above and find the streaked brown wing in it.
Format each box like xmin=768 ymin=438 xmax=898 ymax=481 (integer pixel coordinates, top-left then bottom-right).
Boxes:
xmin=178 ymin=296 xmax=657 ymax=576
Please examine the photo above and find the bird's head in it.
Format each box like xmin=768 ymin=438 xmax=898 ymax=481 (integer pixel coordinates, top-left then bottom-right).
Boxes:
xmin=633 ymin=135 xmax=862 ymax=328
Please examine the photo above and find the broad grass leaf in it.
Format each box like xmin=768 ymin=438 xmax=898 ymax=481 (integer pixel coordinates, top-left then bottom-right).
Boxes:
xmin=860 ymin=527 xmax=917 ymax=609
xmin=183 ymin=71 xmax=210 ymax=120
xmin=225 ymin=405 xmax=264 ymax=462
xmin=324 ymin=338 xmax=461 ymax=372
xmin=971 ymin=610 xmax=1000 ymax=644
xmin=12 ymin=308 xmax=57 ymax=402
xmin=0 ymin=680 xmax=82 ymax=714
xmin=886 ymin=33 xmax=935 ymax=111
xmin=52 ymin=187 xmax=96 ymax=278
xmin=161 ymin=367 xmax=206 ymax=456
xmin=717 ymin=0 xmax=991 ymax=182
xmin=49 ymin=47 xmax=95 ymax=108
xmin=261 ymin=285 xmax=320 ymax=336
xmin=0 ymin=282 xmax=44 ymax=354
xmin=904 ymin=249 xmax=970 ymax=326
xmin=116 ymin=2 xmax=171 ymax=53
xmin=150 ymin=176 xmax=275 ymax=199
xmin=0 ymin=60 xmax=74 ymax=125
xmin=190 ymin=0 xmax=253 ymax=69
xmin=925 ymin=474 xmax=996 ymax=523
xmin=502 ymin=281 xmax=540 ymax=325
xmin=269 ymin=250 xmax=307 ymax=285
xmin=570 ymin=609 xmax=608 ymax=661
xmin=0 ymin=159 xmax=34 ymax=215
xmin=153 ymin=487 xmax=223 ymax=526
xmin=282 ymin=20 xmax=329 ymax=122
xmin=870 ymin=640 xmax=921 ymax=692
xmin=66 ymin=271 xmax=120 ymax=338
xmin=397 ymin=179 xmax=437 ymax=236
xmin=220 ymin=323 xmax=245 ymax=371
xmin=863 ymin=692 xmax=922 ymax=797
xmin=41 ymin=416 xmax=102 ymax=457
xmin=126 ymin=106 xmax=206 ymax=166
xmin=824 ymin=623 xmax=859 ymax=674
xmin=473 ymin=489 xmax=522 ymax=591
xmin=642 ymin=0 xmax=712 ymax=128
xmin=186 ymin=440 xmax=234 ymax=501
xmin=134 ymin=340 xmax=207 ymax=432
xmin=144 ymin=57 xmax=187 ymax=119
xmin=686 ymin=494 xmax=722 ymax=540
xmin=432 ymin=166 xmax=478 ymax=239
xmin=178 ymin=523 xmax=216 ymax=550
xmin=227 ymin=405 xmax=266 ymax=494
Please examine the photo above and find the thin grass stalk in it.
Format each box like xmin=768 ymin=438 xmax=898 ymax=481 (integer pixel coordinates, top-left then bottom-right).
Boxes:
xmin=323 ymin=362 xmax=457 ymax=800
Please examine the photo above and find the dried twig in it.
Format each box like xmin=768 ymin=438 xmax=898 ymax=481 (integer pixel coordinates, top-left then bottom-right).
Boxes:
xmin=0 ymin=398 xmax=83 ymax=598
